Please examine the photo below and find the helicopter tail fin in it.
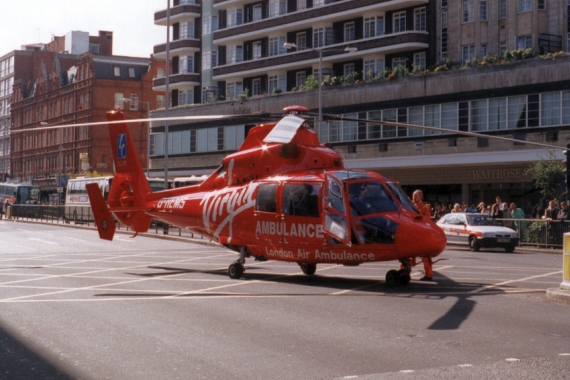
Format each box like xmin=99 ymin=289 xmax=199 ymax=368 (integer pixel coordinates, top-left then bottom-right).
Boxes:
xmin=86 ymin=183 xmax=116 ymax=241
xmin=101 ymin=108 xmax=153 ymax=233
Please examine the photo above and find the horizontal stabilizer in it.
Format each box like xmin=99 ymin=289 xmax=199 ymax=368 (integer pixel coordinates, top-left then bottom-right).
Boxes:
xmin=263 ymin=115 xmax=305 ymax=144
xmin=86 ymin=183 xmax=116 ymax=241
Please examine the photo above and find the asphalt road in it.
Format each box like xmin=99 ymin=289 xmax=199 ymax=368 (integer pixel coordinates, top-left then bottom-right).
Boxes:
xmin=0 ymin=221 xmax=568 ymax=380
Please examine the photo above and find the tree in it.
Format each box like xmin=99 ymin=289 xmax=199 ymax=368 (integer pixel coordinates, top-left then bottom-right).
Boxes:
xmin=525 ymin=150 xmax=566 ymax=202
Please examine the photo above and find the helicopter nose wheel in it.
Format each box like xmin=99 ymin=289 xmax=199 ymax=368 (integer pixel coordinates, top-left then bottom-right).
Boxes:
xmin=385 ymin=269 xmax=411 ymax=286
xmin=228 ymin=262 xmax=244 ymax=279
xmin=299 ymin=263 xmax=317 ymax=276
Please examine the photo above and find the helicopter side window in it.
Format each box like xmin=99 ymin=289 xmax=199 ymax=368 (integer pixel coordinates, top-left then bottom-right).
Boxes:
xmin=283 ymin=184 xmax=320 ymax=218
xmin=326 ymin=179 xmax=346 ymax=214
xmin=255 ymin=183 xmax=278 ymax=213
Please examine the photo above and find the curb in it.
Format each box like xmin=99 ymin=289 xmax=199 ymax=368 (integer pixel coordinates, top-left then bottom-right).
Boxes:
xmin=546 ymin=288 xmax=570 ymax=304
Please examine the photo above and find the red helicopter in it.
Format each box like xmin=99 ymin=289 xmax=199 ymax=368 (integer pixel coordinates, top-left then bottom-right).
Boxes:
xmin=86 ymin=105 xmax=446 ymax=285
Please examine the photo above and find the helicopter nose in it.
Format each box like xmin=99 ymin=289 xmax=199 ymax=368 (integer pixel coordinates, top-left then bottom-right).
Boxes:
xmin=396 ymin=218 xmax=446 ymax=258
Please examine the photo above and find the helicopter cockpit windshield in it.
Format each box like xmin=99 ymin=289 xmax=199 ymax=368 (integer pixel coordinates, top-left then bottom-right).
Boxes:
xmin=347 ymin=181 xmax=398 ymax=216
xmin=346 ymin=180 xmax=400 ymax=245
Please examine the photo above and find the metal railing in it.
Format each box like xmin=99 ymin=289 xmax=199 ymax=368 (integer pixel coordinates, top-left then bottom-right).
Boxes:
xmin=3 ymin=205 xmax=205 ymax=240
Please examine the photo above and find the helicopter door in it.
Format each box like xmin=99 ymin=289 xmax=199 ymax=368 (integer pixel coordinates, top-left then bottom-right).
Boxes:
xmin=323 ymin=175 xmax=350 ymax=244
xmin=254 ymin=183 xmax=280 ymax=245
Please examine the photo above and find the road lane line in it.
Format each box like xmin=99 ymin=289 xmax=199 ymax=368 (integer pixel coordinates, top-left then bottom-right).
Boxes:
xmin=468 ymin=270 xmax=562 ymax=294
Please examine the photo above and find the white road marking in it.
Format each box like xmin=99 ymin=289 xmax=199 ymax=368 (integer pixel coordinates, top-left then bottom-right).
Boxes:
xmin=28 ymin=237 xmax=58 ymax=245
xmin=468 ymin=270 xmax=562 ymax=294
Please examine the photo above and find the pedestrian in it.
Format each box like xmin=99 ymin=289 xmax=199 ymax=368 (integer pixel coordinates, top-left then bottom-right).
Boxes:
xmin=531 ymin=204 xmax=542 ymax=219
xmin=411 ymin=189 xmax=434 ymax=281
xmin=510 ymin=202 xmax=525 ymax=232
xmin=502 ymin=202 xmax=513 ymax=228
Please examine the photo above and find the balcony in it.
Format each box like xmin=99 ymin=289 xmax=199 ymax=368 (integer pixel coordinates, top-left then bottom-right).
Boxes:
xmin=154 ymin=39 xmax=201 ymax=58
xmin=213 ymin=32 xmax=428 ymax=79
xmin=155 ymin=4 xmax=201 ymax=26
xmin=153 ymin=73 xmax=201 ymax=91
xmin=213 ymin=0 xmax=428 ymax=43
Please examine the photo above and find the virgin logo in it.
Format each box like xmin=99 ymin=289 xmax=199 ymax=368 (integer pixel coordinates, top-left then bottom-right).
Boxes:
xmin=200 ymin=183 xmax=259 ymax=241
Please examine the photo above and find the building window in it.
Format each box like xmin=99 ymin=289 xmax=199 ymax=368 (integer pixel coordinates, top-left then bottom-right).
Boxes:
xmin=364 ymin=17 xmax=376 ymax=38
xmin=180 ymin=21 xmax=195 ymax=38
xmin=500 ymin=41 xmax=507 ymax=56
xmin=462 ymin=0 xmax=474 ymax=23
xmin=114 ymin=93 xmax=124 ymax=109
xmin=344 ymin=22 xmax=355 ymax=42
xmin=538 ymin=0 xmax=545 ymax=10
xmin=252 ymin=79 xmax=262 ymax=96
xmin=202 ymin=50 xmax=217 ymax=70
xmin=489 ymin=98 xmax=506 ymax=130
xmin=519 ymin=0 xmax=532 ymax=13
xmin=113 ymin=67 xmax=121 ymax=77
xmin=413 ymin=52 xmax=426 ymax=69
xmin=516 ymin=35 xmax=532 ymax=49
xmin=296 ymin=71 xmax=306 ymax=88
xmin=344 ymin=63 xmax=355 ymax=81
xmin=392 ymin=57 xmax=407 ymax=69
xmin=313 ymin=27 xmax=325 ymax=48
xmin=129 ymin=94 xmax=138 ymax=110
xmin=253 ymin=42 xmax=262 ymax=59
xmin=296 ymin=32 xmax=307 ymax=50
xmin=228 ymin=9 xmax=243 ymax=27
xmin=480 ymin=1 xmax=487 ymax=21
xmin=462 ymin=44 xmax=475 ymax=63
xmin=297 ymin=0 xmax=306 ymax=11
xmin=269 ymin=0 xmax=286 ymax=18
xmin=226 ymin=82 xmax=243 ymax=100
xmin=268 ymin=75 xmax=286 ymax=93
xmin=499 ymin=0 xmax=507 ymax=19
xmin=313 ymin=0 xmax=325 ymax=6
xmin=440 ymin=11 xmax=448 ymax=59
xmin=227 ymin=45 xmax=243 ymax=64
xmin=541 ymin=92 xmax=561 ymax=126
xmin=480 ymin=44 xmax=488 ymax=58
xmin=363 ymin=59 xmax=385 ymax=79
xmin=156 ymin=95 xmax=165 ymax=109
xmin=269 ymin=36 xmax=286 ymax=56
xmin=253 ymin=4 xmax=262 ymax=21
xmin=393 ymin=11 xmax=406 ymax=33
xmin=470 ymin=100 xmax=488 ymax=131
xmin=128 ymin=68 xmax=135 ymax=78
xmin=202 ymin=15 xmax=218 ymax=35
xmin=180 ymin=56 xmax=194 ymax=73
xmin=414 ymin=8 xmax=426 ymax=31
xmin=178 ymin=90 xmax=194 ymax=106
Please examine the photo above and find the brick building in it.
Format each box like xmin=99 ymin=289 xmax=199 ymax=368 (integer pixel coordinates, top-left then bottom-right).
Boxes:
xmin=8 ymin=30 xmax=164 ymax=200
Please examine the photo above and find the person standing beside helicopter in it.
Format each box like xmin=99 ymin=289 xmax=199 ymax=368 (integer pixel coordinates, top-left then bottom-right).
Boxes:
xmin=412 ymin=190 xmax=434 ymax=281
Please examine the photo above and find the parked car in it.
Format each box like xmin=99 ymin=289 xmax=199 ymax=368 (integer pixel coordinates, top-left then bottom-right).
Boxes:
xmin=436 ymin=213 xmax=519 ymax=252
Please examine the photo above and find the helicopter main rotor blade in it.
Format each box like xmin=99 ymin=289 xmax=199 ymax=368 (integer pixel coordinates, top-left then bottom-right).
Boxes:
xmin=11 ymin=114 xmax=255 ymax=134
xmin=263 ymin=115 xmax=306 ymax=144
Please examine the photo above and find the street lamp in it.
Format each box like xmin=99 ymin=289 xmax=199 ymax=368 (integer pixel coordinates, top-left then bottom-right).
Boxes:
xmin=122 ymin=98 xmax=151 ymax=177
xmin=283 ymin=43 xmax=357 ymax=122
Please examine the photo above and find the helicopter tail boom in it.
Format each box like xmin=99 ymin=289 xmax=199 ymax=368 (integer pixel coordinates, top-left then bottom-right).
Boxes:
xmin=98 ymin=109 xmax=153 ymax=233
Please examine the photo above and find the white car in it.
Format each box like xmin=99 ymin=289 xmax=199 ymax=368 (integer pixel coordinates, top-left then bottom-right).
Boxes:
xmin=436 ymin=213 xmax=519 ymax=252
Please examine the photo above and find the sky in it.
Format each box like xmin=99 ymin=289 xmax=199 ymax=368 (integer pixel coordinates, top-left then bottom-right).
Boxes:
xmin=1 ymin=0 xmax=167 ymax=58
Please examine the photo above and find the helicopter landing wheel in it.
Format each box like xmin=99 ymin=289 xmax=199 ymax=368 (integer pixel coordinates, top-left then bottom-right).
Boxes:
xmin=385 ymin=269 xmax=401 ymax=286
xmin=299 ymin=263 xmax=317 ymax=276
xmin=228 ymin=262 xmax=244 ymax=279
xmin=397 ymin=269 xmax=411 ymax=286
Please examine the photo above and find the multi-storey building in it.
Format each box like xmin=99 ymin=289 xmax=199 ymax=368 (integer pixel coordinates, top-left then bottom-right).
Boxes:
xmin=148 ymin=0 xmax=570 ymax=212
xmin=8 ymin=31 xmax=164 ymax=200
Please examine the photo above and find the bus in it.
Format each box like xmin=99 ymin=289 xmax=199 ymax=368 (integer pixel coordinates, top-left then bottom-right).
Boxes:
xmin=173 ymin=175 xmax=208 ymax=188
xmin=0 ymin=183 xmax=41 ymax=206
xmin=64 ymin=176 xmax=170 ymax=222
